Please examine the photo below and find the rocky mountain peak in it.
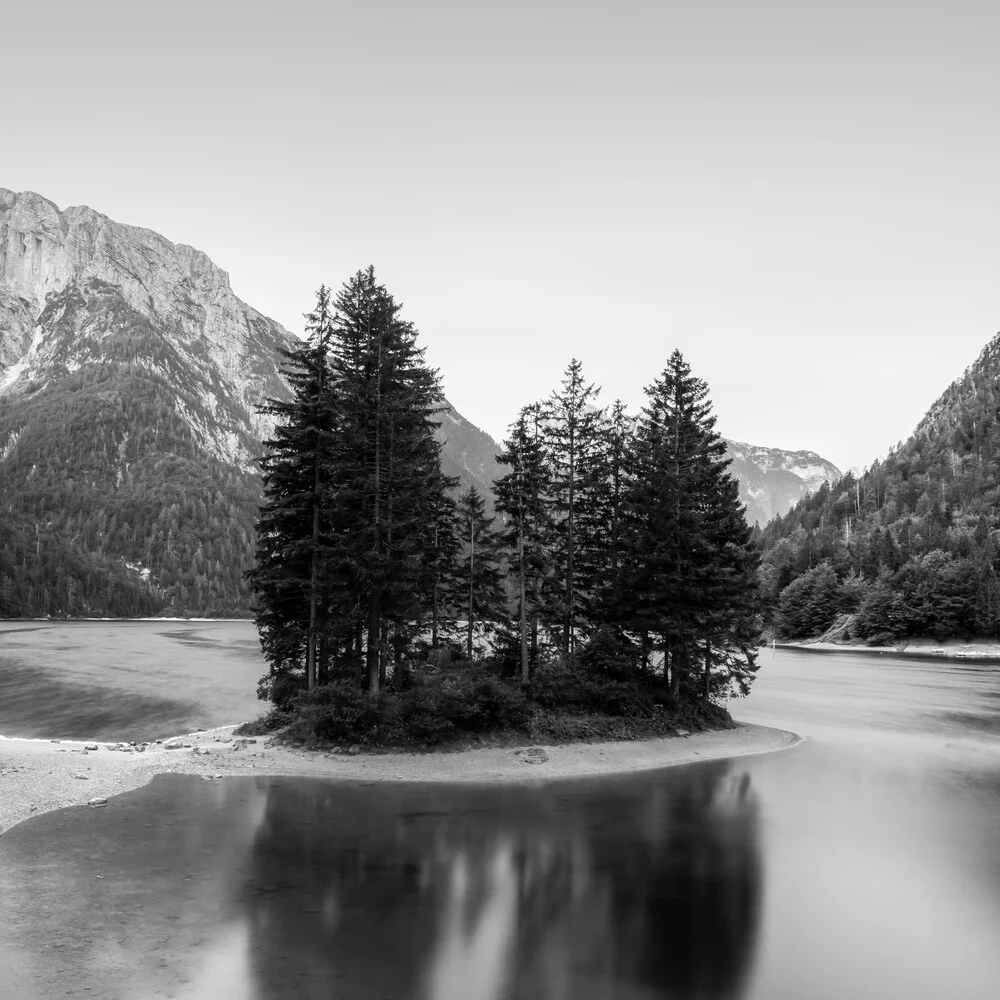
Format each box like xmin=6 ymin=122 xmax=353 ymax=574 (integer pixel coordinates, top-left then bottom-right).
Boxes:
xmin=724 ymin=439 xmax=842 ymax=526
xmin=0 ymin=188 xmax=294 ymax=467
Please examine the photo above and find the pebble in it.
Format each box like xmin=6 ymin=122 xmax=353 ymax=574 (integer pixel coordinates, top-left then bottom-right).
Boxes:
xmin=84 ymin=744 xmax=99 ymax=751
xmin=72 ymin=773 xmax=89 ymax=780
xmin=88 ymin=798 xmax=108 ymax=807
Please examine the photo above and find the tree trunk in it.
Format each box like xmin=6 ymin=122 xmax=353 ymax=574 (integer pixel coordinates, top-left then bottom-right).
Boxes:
xmin=519 ymin=517 xmax=528 ymax=682
xmin=307 ymin=487 xmax=320 ymax=694
xmin=378 ymin=617 xmax=388 ymax=690
xmin=366 ymin=601 xmax=380 ymax=694
xmin=467 ymin=514 xmax=475 ymax=661
xmin=565 ymin=418 xmax=575 ymax=657
xmin=704 ymin=639 xmax=711 ymax=700
xmin=432 ymin=522 xmax=440 ymax=649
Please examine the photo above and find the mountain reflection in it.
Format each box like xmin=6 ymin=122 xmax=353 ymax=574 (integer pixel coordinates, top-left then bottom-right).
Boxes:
xmin=240 ymin=761 xmax=762 ymax=1000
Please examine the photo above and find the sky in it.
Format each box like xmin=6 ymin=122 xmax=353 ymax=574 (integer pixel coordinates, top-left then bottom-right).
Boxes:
xmin=4 ymin=0 xmax=1000 ymax=472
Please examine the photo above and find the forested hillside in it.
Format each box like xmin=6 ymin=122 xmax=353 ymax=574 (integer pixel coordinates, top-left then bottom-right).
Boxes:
xmin=759 ymin=332 xmax=1000 ymax=643
xmin=0 ymin=190 xmax=519 ymax=618
xmin=0 ymin=280 xmax=260 ymax=616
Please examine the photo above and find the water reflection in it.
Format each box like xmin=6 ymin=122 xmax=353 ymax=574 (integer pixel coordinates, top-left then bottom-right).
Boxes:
xmin=0 ymin=763 xmax=763 ymax=999
xmin=236 ymin=762 xmax=762 ymax=999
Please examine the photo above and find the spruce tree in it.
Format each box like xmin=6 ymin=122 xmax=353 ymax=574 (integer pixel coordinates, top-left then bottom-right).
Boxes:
xmin=250 ymin=285 xmax=336 ymax=700
xmin=324 ymin=267 xmax=453 ymax=693
xmin=609 ymin=350 xmax=760 ymax=697
xmin=454 ymin=485 xmax=506 ymax=661
xmin=544 ymin=359 xmax=606 ymax=655
xmin=422 ymin=480 xmax=461 ymax=651
xmin=495 ymin=404 xmax=554 ymax=680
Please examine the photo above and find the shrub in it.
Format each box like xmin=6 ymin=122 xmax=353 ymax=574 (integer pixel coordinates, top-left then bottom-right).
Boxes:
xmin=233 ymin=708 xmax=291 ymax=736
xmin=289 ymin=681 xmax=399 ymax=745
xmin=282 ymin=667 xmax=531 ymax=746
xmin=528 ymin=659 xmax=654 ymax=718
xmin=578 ymin=628 xmax=640 ymax=678
xmin=259 ymin=670 xmax=307 ymax=712
xmin=404 ymin=669 xmax=531 ymax=734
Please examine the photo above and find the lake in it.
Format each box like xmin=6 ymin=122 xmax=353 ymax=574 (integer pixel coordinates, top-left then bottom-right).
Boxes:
xmin=0 ymin=620 xmax=266 ymax=740
xmin=1 ymin=634 xmax=999 ymax=999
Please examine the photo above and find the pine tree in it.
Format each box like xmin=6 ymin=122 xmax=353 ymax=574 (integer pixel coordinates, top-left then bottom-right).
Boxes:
xmin=495 ymin=404 xmax=555 ymax=680
xmin=544 ymin=359 xmax=606 ymax=655
xmin=579 ymin=398 xmax=633 ymax=602
xmin=324 ymin=267 xmax=453 ymax=693
xmin=422 ymin=481 xmax=461 ymax=651
xmin=608 ymin=350 xmax=760 ymax=698
xmin=454 ymin=485 xmax=506 ymax=661
xmin=249 ymin=286 xmax=336 ymax=700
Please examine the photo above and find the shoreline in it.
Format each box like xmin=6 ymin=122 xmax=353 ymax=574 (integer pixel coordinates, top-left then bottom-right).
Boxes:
xmin=0 ymin=722 xmax=801 ymax=837
xmin=777 ymin=638 xmax=1000 ymax=662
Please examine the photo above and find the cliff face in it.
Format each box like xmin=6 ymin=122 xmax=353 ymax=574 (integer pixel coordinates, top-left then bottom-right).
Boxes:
xmin=0 ymin=188 xmax=292 ymax=467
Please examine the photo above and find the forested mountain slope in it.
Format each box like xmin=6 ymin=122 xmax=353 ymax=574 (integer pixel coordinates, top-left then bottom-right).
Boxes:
xmin=759 ymin=332 xmax=1000 ymax=642
xmin=0 ymin=190 xmax=509 ymax=616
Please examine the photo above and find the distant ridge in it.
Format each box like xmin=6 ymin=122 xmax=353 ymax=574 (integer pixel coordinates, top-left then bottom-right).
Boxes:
xmin=723 ymin=440 xmax=841 ymax=526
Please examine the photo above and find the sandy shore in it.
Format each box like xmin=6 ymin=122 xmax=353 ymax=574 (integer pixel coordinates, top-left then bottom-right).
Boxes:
xmin=0 ymin=723 xmax=800 ymax=836
xmin=780 ymin=637 xmax=1000 ymax=660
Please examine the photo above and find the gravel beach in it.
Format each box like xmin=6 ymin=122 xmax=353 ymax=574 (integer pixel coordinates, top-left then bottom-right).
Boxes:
xmin=0 ymin=722 xmax=800 ymax=836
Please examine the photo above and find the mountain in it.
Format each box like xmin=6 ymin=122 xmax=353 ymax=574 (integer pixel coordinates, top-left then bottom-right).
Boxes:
xmin=758 ymin=332 xmax=1000 ymax=642
xmin=724 ymin=440 xmax=841 ymax=526
xmin=0 ymin=190 xmax=498 ymax=617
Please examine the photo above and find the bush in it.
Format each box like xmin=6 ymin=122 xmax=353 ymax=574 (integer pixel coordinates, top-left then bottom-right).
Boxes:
xmin=578 ymin=628 xmax=640 ymax=678
xmin=259 ymin=670 xmax=307 ymax=712
xmin=234 ymin=708 xmax=291 ymax=736
xmin=404 ymin=669 xmax=531 ymax=735
xmin=283 ymin=667 xmax=531 ymax=746
xmin=528 ymin=659 xmax=654 ymax=718
xmin=288 ymin=681 xmax=402 ymax=745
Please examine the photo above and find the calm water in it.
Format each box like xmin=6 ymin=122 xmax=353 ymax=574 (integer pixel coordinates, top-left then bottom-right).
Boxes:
xmin=0 ymin=620 xmax=266 ymax=740
xmin=1 ymin=643 xmax=999 ymax=999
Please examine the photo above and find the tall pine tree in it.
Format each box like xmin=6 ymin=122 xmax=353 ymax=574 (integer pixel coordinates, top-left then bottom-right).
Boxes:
xmin=606 ymin=350 xmax=759 ymax=697
xmin=544 ymin=359 xmax=606 ymax=655
xmin=495 ymin=404 xmax=554 ymax=680
xmin=454 ymin=485 xmax=506 ymax=661
xmin=250 ymin=286 xmax=336 ymax=700
xmin=325 ymin=267 xmax=454 ymax=693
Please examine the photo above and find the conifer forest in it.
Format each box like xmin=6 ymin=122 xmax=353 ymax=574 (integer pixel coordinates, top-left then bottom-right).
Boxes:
xmin=759 ymin=336 xmax=1000 ymax=644
xmin=248 ymin=269 xmax=760 ymax=740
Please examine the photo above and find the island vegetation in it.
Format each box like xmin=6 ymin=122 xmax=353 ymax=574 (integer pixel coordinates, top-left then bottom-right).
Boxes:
xmin=245 ymin=268 xmax=761 ymax=748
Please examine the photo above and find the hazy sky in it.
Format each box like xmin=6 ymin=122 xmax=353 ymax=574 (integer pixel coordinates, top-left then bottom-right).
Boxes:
xmin=5 ymin=1 xmax=1000 ymax=471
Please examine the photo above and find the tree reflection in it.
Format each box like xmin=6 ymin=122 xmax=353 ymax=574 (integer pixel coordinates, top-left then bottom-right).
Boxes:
xmin=240 ymin=761 xmax=762 ymax=1000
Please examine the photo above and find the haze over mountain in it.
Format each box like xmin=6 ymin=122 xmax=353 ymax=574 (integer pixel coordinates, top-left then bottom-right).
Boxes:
xmin=0 ymin=188 xmax=834 ymax=617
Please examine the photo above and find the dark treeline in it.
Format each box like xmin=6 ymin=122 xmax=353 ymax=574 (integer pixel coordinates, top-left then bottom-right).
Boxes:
xmin=759 ymin=334 xmax=1000 ymax=644
xmin=250 ymin=269 xmax=760 ymax=739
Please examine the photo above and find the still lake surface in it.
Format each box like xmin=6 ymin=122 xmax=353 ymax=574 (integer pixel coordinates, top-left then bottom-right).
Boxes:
xmin=1 ymin=626 xmax=999 ymax=999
